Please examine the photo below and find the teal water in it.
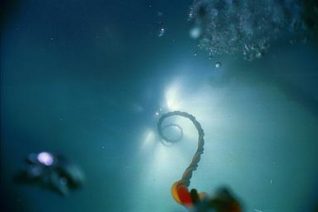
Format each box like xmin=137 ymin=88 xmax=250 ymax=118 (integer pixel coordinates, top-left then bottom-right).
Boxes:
xmin=1 ymin=0 xmax=318 ymax=211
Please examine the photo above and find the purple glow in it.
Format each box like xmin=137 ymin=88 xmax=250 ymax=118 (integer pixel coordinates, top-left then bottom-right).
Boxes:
xmin=37 ymin=152 xmax=54 ymax=166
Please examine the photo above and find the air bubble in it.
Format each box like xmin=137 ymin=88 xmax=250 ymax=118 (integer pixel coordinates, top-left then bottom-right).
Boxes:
xmin=215 ymin=61 xmax=222 ymax=68
xmin=158 ymin=27 xmax=165 ymax=37
xmin=190 ymin=26 xmax=202 ymax=39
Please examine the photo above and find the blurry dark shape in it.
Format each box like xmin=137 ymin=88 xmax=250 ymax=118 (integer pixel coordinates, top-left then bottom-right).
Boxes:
xmin=14 ymin=151 xmax=84 ymax=196
xmin=190 ymin=187 xmax=243 ymax=212
xmin=190 ymin=188 xmax=200 ymax=204
xmin=0 ymin=0 xmax=21 ymax=30
xmin=303 ymin=0 xmax=318 ymax=41
xmin=0 ymin=184 xmax=32 ymax=212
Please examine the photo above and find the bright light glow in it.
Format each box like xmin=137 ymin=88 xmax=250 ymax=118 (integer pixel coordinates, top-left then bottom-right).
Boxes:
xmin=162 ymin=80 xmax=224 ymax=142
xmin=141 ymin=129 xmax=156 ymax=150
xmin=165 ymin=82 xmax=181 ymax=110
xmin=149 ymin=142 xmax=187 ymax=180
xmin=134 ymin=78 xmax=229 ymax=211
xmin=37 ymin=152 xmax=54 ymax=166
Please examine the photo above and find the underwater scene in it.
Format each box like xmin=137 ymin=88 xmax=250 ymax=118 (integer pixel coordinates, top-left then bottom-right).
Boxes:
xmin=1 ymin=0 xmax=318 ymax=211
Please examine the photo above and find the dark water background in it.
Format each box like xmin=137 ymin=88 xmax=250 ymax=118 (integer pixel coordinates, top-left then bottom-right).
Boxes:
xmin=1 ymin=0 xmax=318 ymax=211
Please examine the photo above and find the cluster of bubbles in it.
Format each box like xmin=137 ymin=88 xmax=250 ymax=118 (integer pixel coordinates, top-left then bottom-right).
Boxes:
xmin=188 ymin=0 xmax=307 ymax=61
xmin=156 ymin=11 xmax=167 ymax=38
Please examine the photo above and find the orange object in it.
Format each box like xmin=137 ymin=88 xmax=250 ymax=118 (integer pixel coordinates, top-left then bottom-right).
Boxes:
xmin=171 ymin=181 xmax=193 ymax=207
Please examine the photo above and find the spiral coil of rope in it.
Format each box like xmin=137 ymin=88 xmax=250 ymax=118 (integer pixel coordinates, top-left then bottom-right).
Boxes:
xmin=157 ymin=111 xmax=205 ymax=187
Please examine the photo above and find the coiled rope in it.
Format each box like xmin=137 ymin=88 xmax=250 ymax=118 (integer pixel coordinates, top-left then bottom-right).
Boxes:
xmin=157 ymin=111 xmax=205 ymax=187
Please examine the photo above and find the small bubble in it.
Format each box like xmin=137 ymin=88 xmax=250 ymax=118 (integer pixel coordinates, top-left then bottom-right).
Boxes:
xmin=256 ymin=52 xmax=262 ymax=58
xmin=215 ymin=61 xmax=222 ymax=68
xmin=188 ymin=10 xmax=193 ymax=19
xmin=155 ymin=112 xmax=160 ymax=116
xmin=190 ymin=26 xmax=202 ymax=39
xmin=158 ymin=28 xmax=165 ymax=37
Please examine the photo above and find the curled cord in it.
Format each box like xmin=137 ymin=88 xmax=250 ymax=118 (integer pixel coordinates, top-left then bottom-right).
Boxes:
xmin=157 ymin=111 xmax=205 ymax=187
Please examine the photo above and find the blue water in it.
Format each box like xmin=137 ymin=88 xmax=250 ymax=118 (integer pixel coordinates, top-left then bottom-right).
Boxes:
xmin=1 ymin=0 xmax=318 ymax=211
